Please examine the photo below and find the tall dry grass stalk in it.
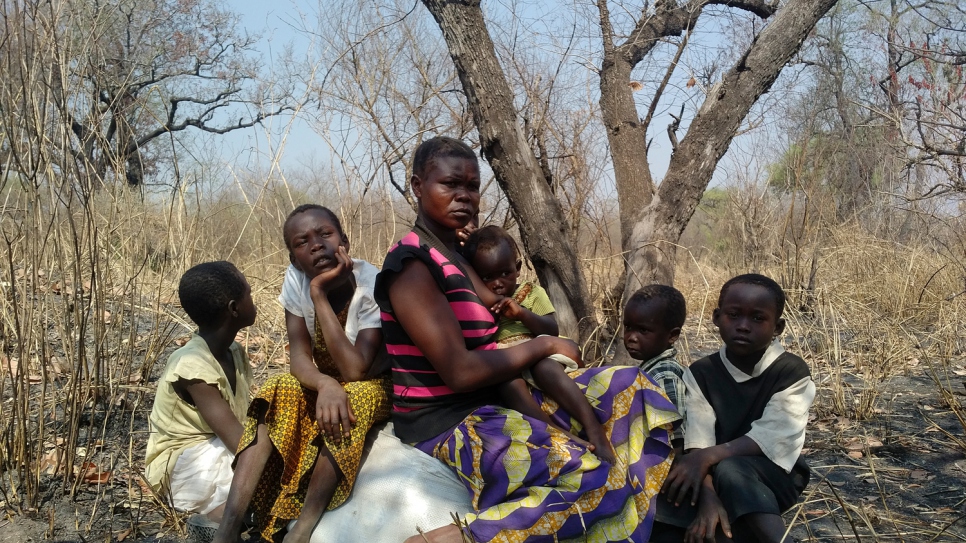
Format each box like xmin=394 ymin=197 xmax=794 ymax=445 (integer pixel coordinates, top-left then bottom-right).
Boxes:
xmin=0 ymin=6 xmax=429 ymax=527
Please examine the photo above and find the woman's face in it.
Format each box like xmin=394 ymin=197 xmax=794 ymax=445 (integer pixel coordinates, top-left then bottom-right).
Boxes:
xmin=285 ymin=209 xmax=348 ymax=279
xmin=413 ymin=156 xmax=481 ymax=234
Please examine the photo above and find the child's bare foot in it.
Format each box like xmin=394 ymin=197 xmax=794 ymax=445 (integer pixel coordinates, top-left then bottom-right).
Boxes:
xmin=551 ymin=425 xmax=594 ymax=451
xmin=585 ymin=424 xmax=617 ymax=465
xmin=404 ymin=524 xmax=467 ymax=543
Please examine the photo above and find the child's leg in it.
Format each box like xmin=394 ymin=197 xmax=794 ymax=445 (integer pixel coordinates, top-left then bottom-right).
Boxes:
xmin=530 ymin=358 xmax=616 ymax=464
xmin=497 ymin=377 xmax=555 ymax=425
xmin=283 ymin=446 xmax=341 ymax=543
xmin=498 ymin=377 xmax=595 ymax=450
xmin=711 ymin=456 xmax=805 ymax=543
xmin=741 ymin=513 xmax=789 ymax=542
xmin=213 ymin=421 xmax=273 ymax=543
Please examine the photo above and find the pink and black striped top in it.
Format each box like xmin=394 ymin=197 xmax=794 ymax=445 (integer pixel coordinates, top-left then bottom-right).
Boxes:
xmin=374 ymin=229 xmax=499 ymax=443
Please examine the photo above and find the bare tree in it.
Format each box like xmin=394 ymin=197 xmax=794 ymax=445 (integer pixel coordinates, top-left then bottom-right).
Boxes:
xmin=419 ymin=0 xmax=839 ymax=345
xmin=1 ymin=0 xmax=294 ymax=190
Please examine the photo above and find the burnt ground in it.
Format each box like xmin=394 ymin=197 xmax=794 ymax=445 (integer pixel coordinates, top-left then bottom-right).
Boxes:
xmin=1 ymin=337 xmax=964 ymax=543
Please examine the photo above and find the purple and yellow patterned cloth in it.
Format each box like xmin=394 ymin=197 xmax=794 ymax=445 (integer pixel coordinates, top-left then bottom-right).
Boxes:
xmin=416 ymin=365 xmax=680 ymax=543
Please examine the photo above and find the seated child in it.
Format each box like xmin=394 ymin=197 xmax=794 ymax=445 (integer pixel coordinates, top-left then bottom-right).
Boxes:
xmin=145 ymin=261 xmax=256 ymax=522
xmin=623 ymin=285 xmax=687 ymax=451
xmin=659 ymin=274 xmax=814 ymax=543
xmin=464 ymin=225 xmax=614 ymax=463
xmin=213 ymin=205 xmax=390 ymax=543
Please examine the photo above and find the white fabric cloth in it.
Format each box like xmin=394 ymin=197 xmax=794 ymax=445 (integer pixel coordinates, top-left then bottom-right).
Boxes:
xmin=683 ymin=340 xmax=816 ymax=472
xmin=278 ymin=258 xmax=381 ymax=344
xmin=168 ymin=436 xmax=234 ymax=514
xmin=295 ymin=422 xmax=473 ymax=542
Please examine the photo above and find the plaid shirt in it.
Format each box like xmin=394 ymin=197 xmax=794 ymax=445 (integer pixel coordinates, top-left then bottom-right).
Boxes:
xmin=639 ymin=348 xmax=687 ymax=442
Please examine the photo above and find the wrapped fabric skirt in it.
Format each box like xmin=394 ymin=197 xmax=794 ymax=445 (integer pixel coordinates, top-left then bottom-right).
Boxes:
xmin=237 ymin=373 xmax=391 ymax=539
xmin=415 ymin=365 xmax=680 ymax=543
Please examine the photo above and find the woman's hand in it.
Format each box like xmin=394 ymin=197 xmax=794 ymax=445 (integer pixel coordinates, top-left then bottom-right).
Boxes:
xmin=661 ymin=448 xmax=714 ymax=506
xmin=315 ymin=376 xmax=356 ymax=445
xmin=309 ymin=246 xmax=353 ymax=302
xmin=685 ymin=486 xmax=733 ymax=543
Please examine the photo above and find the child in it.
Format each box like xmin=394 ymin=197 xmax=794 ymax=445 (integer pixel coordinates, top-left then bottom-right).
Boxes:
xmin=659 ymin=274 xmax=814 ymax=543
xmin=213 ymin=205 xmax=390 ymax=543
xmin=464 ymin=225 xmax=614 ymax=462
xmin=622 ymin=284 xmax=687 ymax=452
xmin=145 ymin=261 xmax=256 ymax=524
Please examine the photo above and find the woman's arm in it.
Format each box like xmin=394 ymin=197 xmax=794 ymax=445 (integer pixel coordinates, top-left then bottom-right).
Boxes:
xmin=386 ymin=259 xmax=580 ymax=393
xmin=286 ymin=310 xmax=360 ymax=444
xmin=309 ymin=247 xmax=381 ymax=383
xmin=180 ymin=381 xmax=244 ymax=451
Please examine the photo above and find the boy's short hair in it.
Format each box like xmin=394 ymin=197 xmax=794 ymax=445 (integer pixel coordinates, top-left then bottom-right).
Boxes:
xmin=719 ymin=273 xmax=786 ymax=317
xmin=463 ymin=225 xmax=520 ymax=263
xmin=411 ymin=136 xmax=477 ymax=179
xmin=282 ymin=204 xmax=343 ymax=249
xmin=179 ymin=261 xmax=246 ymax=327
xmin=627 ymin=285 xmax=686 ymax=330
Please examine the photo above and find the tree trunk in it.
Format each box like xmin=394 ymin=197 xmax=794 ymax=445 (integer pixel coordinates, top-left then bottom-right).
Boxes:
xmin=420 ymin=0 xmax=598 ymax=343
xmin=621 ymin=0 xmax=840 ymax=298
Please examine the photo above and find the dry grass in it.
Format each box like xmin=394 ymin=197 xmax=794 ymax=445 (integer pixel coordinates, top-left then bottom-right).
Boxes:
xmin=2 ymin=171 xmax=965 ymax=540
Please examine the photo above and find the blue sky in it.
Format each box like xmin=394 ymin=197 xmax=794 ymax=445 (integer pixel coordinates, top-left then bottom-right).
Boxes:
xmin=213 ymin=1 xmax=778 ymax=192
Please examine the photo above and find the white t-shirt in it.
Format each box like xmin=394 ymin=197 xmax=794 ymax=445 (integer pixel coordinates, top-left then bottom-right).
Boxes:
xmin=277 ymin=258 xmax=381 ymax=344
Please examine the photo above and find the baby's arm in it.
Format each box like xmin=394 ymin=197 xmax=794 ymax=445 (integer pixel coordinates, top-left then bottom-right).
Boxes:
xmin=178 ymin=381 xmax=244 ymax=451
xmin=491 ymin=298 xmax=559 ymax=336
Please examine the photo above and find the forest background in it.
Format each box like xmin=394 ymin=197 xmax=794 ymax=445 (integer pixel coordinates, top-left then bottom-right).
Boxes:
xmin=1 ymin=0 xmax=965 ymax=540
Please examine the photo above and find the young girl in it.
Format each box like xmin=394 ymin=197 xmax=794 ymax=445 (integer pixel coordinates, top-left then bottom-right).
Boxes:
xmin=463 ymin=225 xmax=612 ymax=461
xmin=375 ymin=136 xmax=681 ymax=543
xmin=145 ymin=261 xmax=256 ymax=526
xmin=213 ymin=205 xmax=390 ymax=543
xmin=660 ymin=274 xmax=814 ymax=543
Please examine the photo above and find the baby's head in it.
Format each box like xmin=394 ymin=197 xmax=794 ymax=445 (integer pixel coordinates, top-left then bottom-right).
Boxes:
xmin=179 ymin=261 xmax=256 ymax=331
xmin=713 ymin=273 xmax=786 ymax=358
xmin=464 ymin=225 xmax=521 ymax=297
xmin=623 ymin=285 xmax=686 ymax=361
xmin=282 ymin=205 xmax=348 ymax=279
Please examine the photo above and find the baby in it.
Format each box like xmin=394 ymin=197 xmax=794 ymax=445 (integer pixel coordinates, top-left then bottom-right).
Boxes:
xmin=464 ymin=225 xmax=614 ymax=463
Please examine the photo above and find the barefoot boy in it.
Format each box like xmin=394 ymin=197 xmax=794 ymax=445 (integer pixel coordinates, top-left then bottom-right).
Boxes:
xmin=660 ymin=274 xmax=814 ymax=543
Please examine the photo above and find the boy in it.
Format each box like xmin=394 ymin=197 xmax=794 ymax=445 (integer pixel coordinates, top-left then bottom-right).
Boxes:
xmin=145 ymin=261 xmax=256 ymax=534
xmin=660 ymin=274 xmax=814 ymax=543
xmin=623 ymin=284 xmax=688 ymax=451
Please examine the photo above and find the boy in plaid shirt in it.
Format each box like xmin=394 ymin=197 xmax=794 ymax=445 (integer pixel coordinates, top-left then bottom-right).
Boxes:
xmin=623 ymin=285 xmax=687 ymax=451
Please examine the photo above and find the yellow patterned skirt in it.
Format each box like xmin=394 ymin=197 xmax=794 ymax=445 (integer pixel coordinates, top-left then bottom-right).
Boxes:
xmin=237 ymin=373 xmax=391 ymax=540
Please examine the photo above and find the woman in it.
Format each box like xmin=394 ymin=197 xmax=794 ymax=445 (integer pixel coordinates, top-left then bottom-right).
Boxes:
xmin=374 ymin=137 xmax=681 ymax=543
xmin=213 ymin=205 xmax=389 ymax=543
